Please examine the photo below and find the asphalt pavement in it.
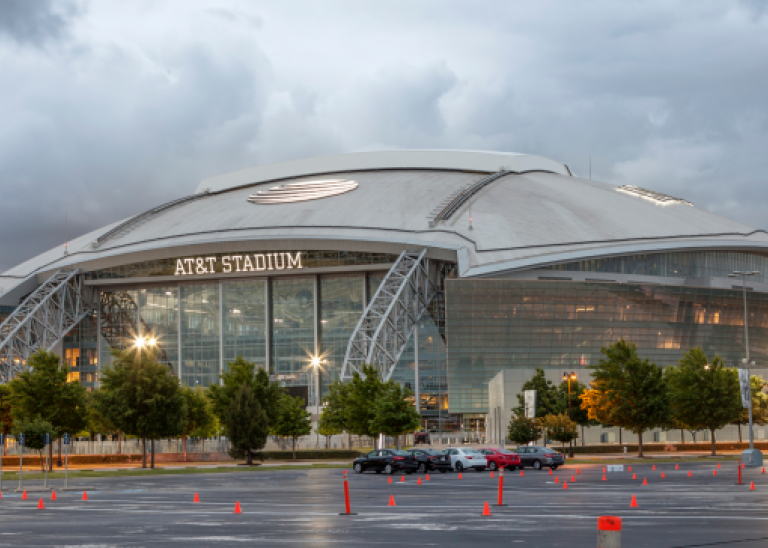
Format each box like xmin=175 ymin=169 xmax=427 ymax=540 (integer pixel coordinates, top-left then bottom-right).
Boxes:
xmin=0 ymin=461 xmax=766 ymax=546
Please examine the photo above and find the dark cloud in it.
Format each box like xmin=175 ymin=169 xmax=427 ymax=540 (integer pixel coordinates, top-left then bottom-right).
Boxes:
xmin=1 ymin=1 xmax=768 ymax=272
xmin=0 ymin=0 xmax=80 ymax=45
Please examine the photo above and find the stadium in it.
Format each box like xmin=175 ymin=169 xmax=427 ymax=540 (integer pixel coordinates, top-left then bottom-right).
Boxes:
xmin=2 ymin=149 xmax=768 ymax=440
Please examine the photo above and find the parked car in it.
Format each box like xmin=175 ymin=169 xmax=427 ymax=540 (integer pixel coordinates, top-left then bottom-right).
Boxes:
xmin=442 ymin=447 xmax=488 ymax=472
xmin=515 ymin=446 xmax=565 ymax=470
xmin=414 ymin=431 xmax=431 ymax=445
xmin=477 ymin=448 xmax=521 ymax=471
xmin=353 ymin=449 xmax=418 ymax=475
xmin=405 ymin=448 xmax=452 ymax=473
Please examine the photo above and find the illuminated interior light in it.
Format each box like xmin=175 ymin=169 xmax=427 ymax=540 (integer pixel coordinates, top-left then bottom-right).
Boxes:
xmin=616 ymin=185 xmax=692 ymax=206
xmin=248 ymin=179 xmax=358 ymax=204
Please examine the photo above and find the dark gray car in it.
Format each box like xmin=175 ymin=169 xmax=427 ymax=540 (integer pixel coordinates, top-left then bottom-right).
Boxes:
xmin=515 ymin=446 xmax=565 ymax=470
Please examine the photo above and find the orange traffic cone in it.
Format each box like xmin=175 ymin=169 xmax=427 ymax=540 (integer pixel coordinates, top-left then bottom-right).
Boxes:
xmin=234 ymin=501 xmax=242 ymax=514
xmin=676 ymin=463 xmax=679 ymax=470
xmin=549 ymin=469 xmax=553 ymax=475
xmin=388 ymin=476 xmax=392 ymax=484
xmin=82 ymin=491 xmax=88 ymax=501
xmin=643 ymin=478 xmax=648 ymax=485
xmin=417 ymin=477 xmax=422 ymax=485
xmin=51 ymin=490 xmax=57 ymax=501
xmin=688 ymin=471 xmax=692 ymax=477
xmin=426 ymin=473 xmax=430 ymax=481
xmin=0 ymin=490 xmax=3 ymax=499
xmin=652 ymin=465 xmax=656 ymax=471
xmin=630 ymin=495 xmax=638 ymax=508
xmin=482 ymin=501 xmax=492 ymax=516
xmin=603 ymin=466 xmax=606 ymax=473
xmin=602 ymin=474 xmax=607 ymax=481
xmin=632 ymin=473 xmax=637 ymax=480
xmin=555 ymin=476 xmax=559 ymax=483
xmin=577 ymin=468 xmax=580 ymax=474
xmin=520 ymin=470 xmax=524 ymax=477
xmin=22 ymin=490 xmax=27 ymax=500
xmin=571 ymin=475 xmax=575 ymax=482
xmin=563 ymin=481 xmax=568 ymax=490
xmin=388 ymin=495 xmax=396 ymax=506
xmin=661 ymin=472 xmax=665 ymax=479
xmin=400 ymin=475 xmax=405 ymax=483
xmin=628 ymin=465 xmax=632 ymax=472
xmin=714 ymin=470 xmax=717 ymax=476
xmin=193 ymin=492 xmax=199 ymax=503
xmin=37 ymin=498 xmax=44 ymax=510
xmin=490 ymin=471 xmax=494 ymax=478
xmin=717 ymin=463 xmax=721 ymax=469
xmin=458 ymin=472 xmax=463 ymax=479
xmin=750 ymin=482 xmax=755 ymax=490
xmin=762 ymin=467 xmax=765 ymax=474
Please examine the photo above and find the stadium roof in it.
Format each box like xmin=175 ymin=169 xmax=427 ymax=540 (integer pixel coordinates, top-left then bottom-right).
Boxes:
xmin=3 ymin=150 xmax=768 ymax=288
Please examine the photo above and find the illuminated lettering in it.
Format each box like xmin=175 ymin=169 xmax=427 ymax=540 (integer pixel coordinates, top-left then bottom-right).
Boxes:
xmin=222 ymin=256 xmax=232 ymax=273
xmin=243 ymin=255 xmax=254 ymax=272
xmin=267 ymin=254 xmax=274 ymax=270
xmin=286 ymin=252 xmax=302 ymax=269
xmin=275 ymin=253 xmax=286 ymax=270
xmin=184 ymin=258 xmax=194 ymax=274
xmin=232 ymin=255 xmax=243 ymax=272
xmin=175 ymin=259 xmax=186 ymax=276
xmin=206 ymin=257 xmax=216 ymax=272
xmin=255 ymin=254 xmax=266 ymax=271
xmin=196 ymin=258 xmax=207 ymax=274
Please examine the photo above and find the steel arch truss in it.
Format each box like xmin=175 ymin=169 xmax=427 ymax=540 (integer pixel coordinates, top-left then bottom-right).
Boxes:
xmin=341 ymin=250 xmax=438 ymax=382
xmin=0 ymin=269 xmax=95 ymax=381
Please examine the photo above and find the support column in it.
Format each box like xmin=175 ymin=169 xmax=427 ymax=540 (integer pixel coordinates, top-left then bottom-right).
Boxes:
xmin=265 ymin=278 xmax=272 ymax=374
xmin=219 ymin=282 xmax=224 ymax=379
xmin=414 ymin=323 xmax=420 ymax=414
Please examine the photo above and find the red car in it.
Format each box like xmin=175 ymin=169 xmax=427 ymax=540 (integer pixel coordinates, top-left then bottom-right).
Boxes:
xmin=478 ymin=448 xmax=522 ymax=471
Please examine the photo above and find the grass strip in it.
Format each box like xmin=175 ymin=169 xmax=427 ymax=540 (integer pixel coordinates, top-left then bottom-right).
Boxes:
xmin=0 ymin=463 xmax=349 ymax=480
xmin=565 ymin=455 xmax=742 ymax=465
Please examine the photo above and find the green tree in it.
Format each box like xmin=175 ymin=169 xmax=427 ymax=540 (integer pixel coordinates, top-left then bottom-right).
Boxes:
xmin=665 ymin=348 xmax=741 ymax=456
xmin=325 ymin=364 xmax=385 ymax=441
xmin=0 ymin=385 xmax=14 ymax=456
xmin=582 ymin=340 xmax=668 ymax=457
xmin=730 ymin=375 xmax=768 ymax=443
xmin=368 ymin=382 xmax=421 ymax=449
xmin=318 ymin=406 xmax=343 ymax=448
xmin=9 ymin=349 xmax=89 ymax=471
xmin=225 ymin=384 xmax=269 ymax=465
xmin=559 ymin=379 xmax=599 ymax=446
xmin=93 ymin=348 xmax=186 ymax=468
xmin=540 ymin=413 xmax=578 ymax=452
xmin=180 ymin=386 xmax=215 ymax=461
xmin=513 ymin=368 xmax=563 ymax=418
xmin=13 ymin=417 xmax=53 ymax=471
xmin=208 ymin=357 xmax=282 ymax=431
xmin=507 ymin=413 xmax=542 ymax=445
xmin=272 ymin=393 xmax=312 ymax=460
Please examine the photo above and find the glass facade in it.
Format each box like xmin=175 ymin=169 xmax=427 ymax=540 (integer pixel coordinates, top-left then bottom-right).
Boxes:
xmin=543 ymin=251 xmax=768 ymax=285
xmin=446 ymin=279 xmax=768 ymax=414
xmin=271 ymin=278 xmax=315 ymax=380
xmin=222 ymin=280 xmax=267 ymax=370
xmin=139 ymin=287 xmax=179 ymax=375
xmin=319 ymin=276 xmax=364 ymax=393
xmin=62 ymin=309 xmax=98 ymax=389
xmin=180 ymin=283 xmax=220 ymax=387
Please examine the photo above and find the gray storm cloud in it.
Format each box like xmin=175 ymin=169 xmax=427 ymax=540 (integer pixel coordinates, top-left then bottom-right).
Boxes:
xmin=0 ymin=0 xmax=767 ymax=272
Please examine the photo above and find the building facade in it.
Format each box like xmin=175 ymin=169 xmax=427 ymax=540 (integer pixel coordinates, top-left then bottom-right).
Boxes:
xmin=1 ymin=150 xmax=767 ymax=434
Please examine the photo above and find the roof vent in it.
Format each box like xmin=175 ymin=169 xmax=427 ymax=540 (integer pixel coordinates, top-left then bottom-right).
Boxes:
xmin=248 ymin=179 xmax=358 ymax=204
xmin=616 ymin=185 xmax=692 ymax=206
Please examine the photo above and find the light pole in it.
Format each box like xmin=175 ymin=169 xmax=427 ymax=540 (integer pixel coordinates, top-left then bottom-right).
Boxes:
xmin=729 ymin=270 xmax=762 ymax=467
xmin=562 ymin=371 xmax=576 ymax=458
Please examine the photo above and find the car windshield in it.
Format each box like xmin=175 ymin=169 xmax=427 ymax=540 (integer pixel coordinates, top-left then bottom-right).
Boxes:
xmin=422 ymin=449 xmax=443 ymax=455
xmin=391 ymin=450 xmax=410 ymax=456
xmin=463 ymin=449 xmax=482 ymax=455
xmin=541 ymin=448 xmax=557 ymax=454
xmin=497 ymin=449 xmax=515 ymax=454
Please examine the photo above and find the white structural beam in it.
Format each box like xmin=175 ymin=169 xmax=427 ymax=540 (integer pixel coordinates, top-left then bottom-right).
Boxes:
xmin=341 ymin=250 xmax=437 ymax=382
xmin=0 ymin=269 xmax=95 ymax=381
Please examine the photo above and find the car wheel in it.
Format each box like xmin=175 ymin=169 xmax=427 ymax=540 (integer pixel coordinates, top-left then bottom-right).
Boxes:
xmin=385 ymin=464 xmax=394 ymax=475
xmin=353 ymin=463 xmax=363 ymax=474
xmin=489 ymin=461 xmax=498 ymax=471
xmin=533 ymin=460 xmax=542 ymax=470
xmin=551 ymin=465 xmax=558 ymax=471
xmin=417 ymin=463 xmax=427 ymax=474
xmin=455 ymin=461 xmax=464 ymax=472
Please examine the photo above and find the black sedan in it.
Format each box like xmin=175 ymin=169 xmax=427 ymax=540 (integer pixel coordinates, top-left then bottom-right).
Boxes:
xmin=515 ymin=446 xmax=566 ymax=470
xmin=353 ymin=449 xmax=418 ymax=475
xmin=405 ymin=448 xmax=452 ymax=473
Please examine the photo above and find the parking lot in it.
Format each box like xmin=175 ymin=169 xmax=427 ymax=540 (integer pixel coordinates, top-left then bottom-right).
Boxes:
xmin=0 ymin=461 xmax=767 ymax=546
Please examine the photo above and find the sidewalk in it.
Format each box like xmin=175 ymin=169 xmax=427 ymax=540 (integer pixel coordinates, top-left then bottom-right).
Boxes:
xmin=0 ymin=459 xmax=351 ymax=473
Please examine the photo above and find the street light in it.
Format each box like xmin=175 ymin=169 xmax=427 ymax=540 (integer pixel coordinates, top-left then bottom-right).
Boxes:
xmin=729 ymin=270 xmax=762 ymax=467
xmin=563 ymin=371 xmax=576 ymax=458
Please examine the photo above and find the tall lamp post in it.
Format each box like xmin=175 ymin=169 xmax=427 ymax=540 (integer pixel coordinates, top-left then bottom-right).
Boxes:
xmin=729 ymin=270 xmax=762 ymax=467
xmin=562 ymin=371 xmax=576 ymax=458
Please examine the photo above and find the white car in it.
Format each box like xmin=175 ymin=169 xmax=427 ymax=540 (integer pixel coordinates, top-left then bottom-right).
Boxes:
xmin=442 ymin=447 xmax=488 ymax=472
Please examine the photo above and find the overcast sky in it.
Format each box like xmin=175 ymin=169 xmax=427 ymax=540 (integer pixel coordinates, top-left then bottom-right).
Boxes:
xmin=1 ymin=0 xmax=767 ymax=273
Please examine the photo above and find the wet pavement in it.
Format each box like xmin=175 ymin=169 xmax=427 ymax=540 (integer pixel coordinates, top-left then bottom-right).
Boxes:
xmin=0 ymin=461 xmax=766 ymax=546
